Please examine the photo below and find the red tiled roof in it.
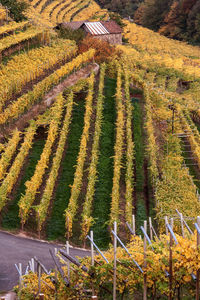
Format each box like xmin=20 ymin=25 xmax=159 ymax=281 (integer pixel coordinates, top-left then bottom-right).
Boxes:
xmin=101 ymin=20 xmax=123 ymax=34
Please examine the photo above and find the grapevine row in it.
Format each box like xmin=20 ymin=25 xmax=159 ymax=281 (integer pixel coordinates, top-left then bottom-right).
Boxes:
xmin=25 ymin=4 xmax=53 ymax=28
xmin=179 ymin=111 xmax=200 ymax=170
xmin=0 ymin=27 xmax=44 ymax=57
xmin=60 ymin=0 xmax=87 ymax=23
xmin=56 ymin=0 xmax=78 ymax=23
xmin=110 ymin=66 xmax=125 ymax=227
xmin=155 ymin=133 xmax=200 ymax=225
xmin=0 ymin=129 xmax=21 ymax=181
xmin=0 ymin=21 xmax=29 ymax=38
xmin=50 ymin=0 xmax=72 ymax=24
xmin=131 ymin=73 xmax=159 ymax=185
xmin=0 ymin=121 xmax=37 ymax=211
xmin=48 ymin=0 xmax=67 ymax=19
xmin=70 ymin=1 xmax=90 ymax=22
xmin=124 ymin=70 xmax=134 ymax=225
xmin=72 ymin=1 xmax=101 ymax=21
xmin=0 ymin=49 xmax=95 ymax=125
xmin=81 ymin=64 xmax=106 ymax=241
xmin=65 ymin=73 xmax=95 ymax=238
xmin=42 ymin=0 xmax=65 ymax=23
xmin=35 ymin=92 xmax=74 ymax=232
xmin=183 ymin=110 xmax=200 ymax=144
xmin=124 ymin=21 xmax=200 ymax=66
xmin=18 ymin=93 xmax=64 ymax=226
xmin=0 ymin=39 xmax=77 ymax=110
xmin=34 ymin=0 xmax=48 ymax=12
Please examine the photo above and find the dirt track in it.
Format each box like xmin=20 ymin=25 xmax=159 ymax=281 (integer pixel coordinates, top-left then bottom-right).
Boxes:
xmin=0 ymin=230 xmax=90 ymax=292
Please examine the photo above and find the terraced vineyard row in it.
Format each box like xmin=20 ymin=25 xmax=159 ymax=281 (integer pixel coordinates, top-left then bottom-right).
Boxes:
xmin=0 ymin=21 xmax=29 ymax=39
xmin=0 ymin=26 xmax=47 ymax=60
xmin=26 ymin=0 xmax=107 ymax=26
xmin=0 ymin=49 xmax=94 ymax=125
xmin=0 ymin=38 xmax=77 ymax=111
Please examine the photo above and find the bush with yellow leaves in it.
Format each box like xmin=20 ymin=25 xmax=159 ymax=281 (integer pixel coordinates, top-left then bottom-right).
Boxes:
xmin=15 ymin=233 xmax=200 ymax=299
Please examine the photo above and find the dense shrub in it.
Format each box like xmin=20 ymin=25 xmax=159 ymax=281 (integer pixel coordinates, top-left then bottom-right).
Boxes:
xmin=78 ymin=35 xmax=116 ymax=63
xmin=0 ymin=0 xmax=29 ymax=22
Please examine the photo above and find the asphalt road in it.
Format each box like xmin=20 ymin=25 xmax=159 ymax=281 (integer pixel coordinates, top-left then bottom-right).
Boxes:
xmin=0 ymin=231 xmax=90 ymax=292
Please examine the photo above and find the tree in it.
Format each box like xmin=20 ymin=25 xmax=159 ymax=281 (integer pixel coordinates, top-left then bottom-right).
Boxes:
xmin=0 ymin=0 xmax=29 ymax=22
xmin=134 ymin=0 xmax=172 ymax=31
xmin=98 ymin=0 xmax=141 ymax=18
xmin=108 ymin=12 xmax=126 ymax=28
xmin=159 ymin=0 xmax=197 ymax=40
xmin=134 ymin=2 xmax=145 ymax=25
xmin=187 ymin=1 xmax=200 ymax=43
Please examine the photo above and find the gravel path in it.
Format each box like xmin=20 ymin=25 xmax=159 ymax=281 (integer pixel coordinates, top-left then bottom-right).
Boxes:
xmin=0 ymin=230 xmax=90 ymax=292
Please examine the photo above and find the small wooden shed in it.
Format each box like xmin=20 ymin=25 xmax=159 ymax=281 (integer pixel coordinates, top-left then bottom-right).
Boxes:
xmin=62 ymin=20 xmax=123 ymax=45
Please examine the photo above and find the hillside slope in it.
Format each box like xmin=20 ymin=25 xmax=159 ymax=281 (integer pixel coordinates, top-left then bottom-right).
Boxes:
xmin=24 ymin=0 xmax=108 ymax=27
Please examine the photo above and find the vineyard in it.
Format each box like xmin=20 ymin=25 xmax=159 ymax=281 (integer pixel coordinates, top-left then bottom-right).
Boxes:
xmin=1 ymin=0 xmax=200 ymax=297
xmin=14 ymin=223 xmax=200 ymax=299
xmin=23 ymin=0 xmax=108 ymax=28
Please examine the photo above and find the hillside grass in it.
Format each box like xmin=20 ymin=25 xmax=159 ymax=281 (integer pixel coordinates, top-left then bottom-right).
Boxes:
xmin=132 ymin=98 xmax=147 ymax=233
xmin=1 ymin=138 xmax=45 ymax=229
xmin=46 ymin=96 xmax=85 ymax=241
xmin=91 ymin=77 xmax=116 ymax=249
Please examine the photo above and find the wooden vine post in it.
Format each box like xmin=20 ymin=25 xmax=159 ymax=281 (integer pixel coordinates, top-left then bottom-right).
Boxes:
xmin=54 ymin=248 xmax=58 ymax=297
xmin=113 ymin=221 xmax=117 ymax=300
xmin=143 ymin=221 xmax=147 ymax=300
xmin=169 ymin=219 xmax=173 ymax=300
xmin=66 ymin=241 xmax=70 ymax=281
xmin=165 ymin=216 xmax=169 ymax=235
xmin=19 ymin=263 xmax=22 ymax=296
xmin=38 ymin=211 xmax=41 ymax=239
xmin=67 ymin=217 xmax=70 ymax=242
xmin=132 ymin=214 xmax=135 ymax=236
xmin=149 ymin=217 xmax=153 ymax=240
xmin=38 ymin=264 xmax=41 ymax=295
xmin=196 ymin=216 xmax=200 ymax=300
xmin=90 ymin=230 xmax=96 ymax=299
xmin=180 ymin=213 xmax=184 ymax=238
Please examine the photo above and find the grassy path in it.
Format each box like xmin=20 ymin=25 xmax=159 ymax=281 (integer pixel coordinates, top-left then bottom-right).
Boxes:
xmin=132 ymin=99 xmax=147 ymax=233
xmin=91 ymin=77 xmax=116 ymax=249
xmin=46 ymin=97 xmax=85 ymax=241
xmin=1 ymin=138 xmax=45 ymax=229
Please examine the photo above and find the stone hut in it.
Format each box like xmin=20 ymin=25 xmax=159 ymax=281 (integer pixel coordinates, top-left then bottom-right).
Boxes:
xmin=61 ymin=20 xmax=123 ymax=45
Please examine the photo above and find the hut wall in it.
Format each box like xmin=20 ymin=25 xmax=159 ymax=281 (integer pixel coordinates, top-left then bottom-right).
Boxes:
xmin=93 ymin=33 xmax=122 ymax=45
